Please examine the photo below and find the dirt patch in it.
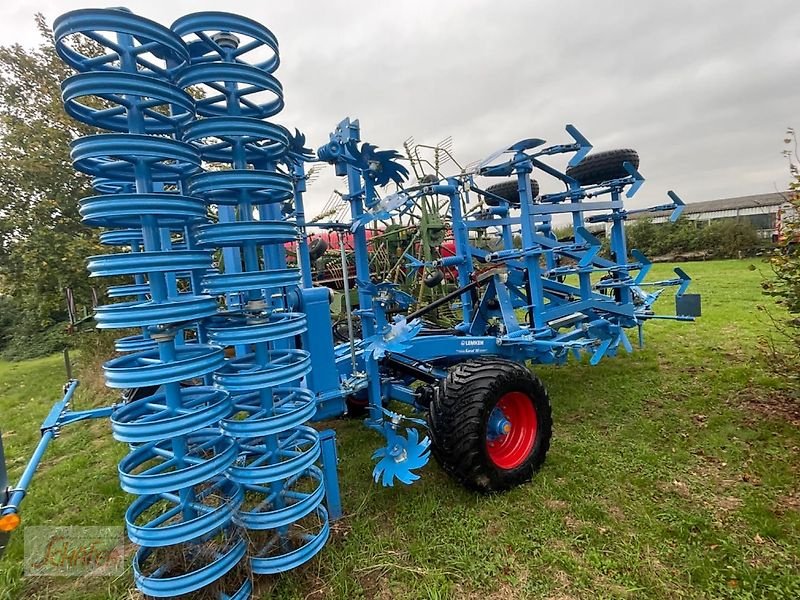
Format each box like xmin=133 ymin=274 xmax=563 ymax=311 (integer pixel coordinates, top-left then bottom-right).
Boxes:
xmin=712 ymin=495 xmax=744 ymax=513
xmin=253 ymin=556 xmax=330 ymax=600
xmin=607 ymin=504 xmax=626 ymax=522
xmin=452 ymin=568 xmax=533 ymax=600
xmin=735 ymin=386 xmax=800 ymax=427
xmin=355 ymin=553 xmax=453 ymax=599
xmin=690 ymin=451 xmax=733 ymax=477
xmin=657 ymin=479 xmax=693 ymax=499
xmin=774 ymin=489 xmax=800 ymax=515
xmin=547 ymin=570 xmax=579 ymax=600
xmin=655 ymin=476 xmax=744 ymax=518
xmin=354 ymin=570 xmax=394 ymax=600
xmin=563 ymin=514 xmax=584 ymax=532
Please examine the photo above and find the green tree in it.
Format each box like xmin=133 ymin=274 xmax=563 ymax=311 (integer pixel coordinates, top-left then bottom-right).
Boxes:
xmin=765 ymin=128 xmax=800 ymax=332
xmin=623 ymin=217 xmax=762 ymax=259
xmin=0 ymin=15 xmax=103 ymax=357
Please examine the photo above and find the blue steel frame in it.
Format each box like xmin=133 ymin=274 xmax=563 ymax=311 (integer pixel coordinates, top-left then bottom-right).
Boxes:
xmin=0 ymin=381 xmax=113 ymax=523
xmin=307 ymin=117 xmax=697 ymax=484
xmin=314 ymin=120 xmax=693 ymax=367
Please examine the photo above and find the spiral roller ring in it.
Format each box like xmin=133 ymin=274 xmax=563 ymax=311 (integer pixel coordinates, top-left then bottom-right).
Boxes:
xmin=98 ymin=228 xmax=157 ymax=352
xmin=54 ymin=9 xmax=249 ymax=599
xmin=172 ymin=12 xmax=330 ymax=575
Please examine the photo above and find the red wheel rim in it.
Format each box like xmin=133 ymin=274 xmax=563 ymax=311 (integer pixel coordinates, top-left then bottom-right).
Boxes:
xmin=486 ymin=391 xmax=537 ymax=469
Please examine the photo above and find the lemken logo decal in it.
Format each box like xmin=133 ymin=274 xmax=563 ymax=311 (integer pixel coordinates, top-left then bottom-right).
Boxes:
xmin=461 ymin=340 xmax=484 ymax=347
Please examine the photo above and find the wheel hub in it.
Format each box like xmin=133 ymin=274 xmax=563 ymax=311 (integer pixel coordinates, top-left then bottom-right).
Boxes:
xmin=485 ymin=391 xmax=537 ymax=470
xmin=487 ymin=410 xmax=512 ymax=440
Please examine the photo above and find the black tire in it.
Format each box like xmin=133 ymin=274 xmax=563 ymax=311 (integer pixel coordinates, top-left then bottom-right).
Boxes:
xmin=484 ymin=179 xmax=539 ymax=206
xmin=122 ymin=381 xmax=197 ymax=403
xmin=565 ymin=148 xmax=639 ymax=186
xmin=308 ymin=237 xmax=329 ymax=261
xmin=121 ymin=385 xmax=159 ymax=403
xmin=345 ymin=391 xmax=369 ymax=418
xmin=424 ymin=270 xmax=444 ymax=288
xmin=598 ymin=274 xmax=623 ymax=303
xmin=429 ymin=358 xmax=552 ymax=493
xmin=332 ymin=316 xmax=361 ymax=343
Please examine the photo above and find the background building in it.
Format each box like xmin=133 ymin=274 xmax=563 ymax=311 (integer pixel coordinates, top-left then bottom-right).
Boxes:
xmin=626 ymin=192 xmax=791 ymax=241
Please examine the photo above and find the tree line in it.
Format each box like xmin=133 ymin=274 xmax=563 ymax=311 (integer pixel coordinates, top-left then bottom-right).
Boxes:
xmin=0 ymin=16 xmax=103 ymax=359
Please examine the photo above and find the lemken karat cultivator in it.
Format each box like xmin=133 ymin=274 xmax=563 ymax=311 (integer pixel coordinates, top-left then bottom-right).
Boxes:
xmin=0 ymin=8 xmax=700 ymax=598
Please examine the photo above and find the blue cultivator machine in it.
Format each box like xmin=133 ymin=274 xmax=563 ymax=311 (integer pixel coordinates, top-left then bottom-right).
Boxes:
xmin=0 ymin=7 xmax=700 ymax=598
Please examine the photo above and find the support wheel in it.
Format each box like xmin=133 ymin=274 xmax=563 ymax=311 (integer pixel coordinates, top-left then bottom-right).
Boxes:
xmin=484 ymin=179 xmax=539 ymax=206
xmin=308 ymin=237 xmax=328 ymax=261
xmin=429 ymin=358 xmax=552 ymax=493
xmin=565 ymin=148 xmax=639 ymax=186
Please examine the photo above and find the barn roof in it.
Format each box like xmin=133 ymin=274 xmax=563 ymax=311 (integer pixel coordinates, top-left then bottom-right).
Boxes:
xmin=628 ymin=191 xmax=790 ymax=220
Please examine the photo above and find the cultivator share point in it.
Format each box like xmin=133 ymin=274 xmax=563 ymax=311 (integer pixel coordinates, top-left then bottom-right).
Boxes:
xmin=0 ymin=7 xmax=700 ymax=598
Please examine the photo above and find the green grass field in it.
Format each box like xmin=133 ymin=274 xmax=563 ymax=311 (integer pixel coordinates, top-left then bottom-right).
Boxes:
xmin=1 ymin=259 xmax=799 ymax=599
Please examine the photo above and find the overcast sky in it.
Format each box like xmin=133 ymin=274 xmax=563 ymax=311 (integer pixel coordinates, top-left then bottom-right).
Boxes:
xmin=1 ymin=0 xmax=799 ymax=217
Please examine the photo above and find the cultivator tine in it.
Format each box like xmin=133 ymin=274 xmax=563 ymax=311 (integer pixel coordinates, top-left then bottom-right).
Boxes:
xmin=565 ymin=124 xmax=592 ymax=167
xmin=623 ymin=160 xmax=645 ymax=197
xmin=673 ymin=267 xmax=701 ymax=317
xmin=674 ymin=267 xmax=692 ymax=296
xmin=365 ymin=315 xmax=423 ymax=359
xmin=510 ymin=138 xmax=547 ymax=152
xmin=404 ymin=253 xmax=425 ymax=270
xmin=631 ymin=249 xmax=652 ymax=285
xmin=667 ymin=190 xmax=685 ymax=222
xmin=590 ymin=337 xmax=613 ymax=366
xmin=575 ymin=227 xmax=601 ymax=267
xmin=619 ymin=329 xmax=634 ymax=354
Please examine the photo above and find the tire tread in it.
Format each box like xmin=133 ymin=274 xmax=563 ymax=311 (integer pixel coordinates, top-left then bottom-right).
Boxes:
xmin=484 ymin=179 xmax=540 ymax=206
xmin=429 ymin=358 xmax=552 ymax=493
xmin=565 ymin=148 xmax=639 ymax=186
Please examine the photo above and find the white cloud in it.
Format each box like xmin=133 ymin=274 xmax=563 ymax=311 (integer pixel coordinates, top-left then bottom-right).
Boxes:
xmin=2 ymin=0 xmax=798 ymax=216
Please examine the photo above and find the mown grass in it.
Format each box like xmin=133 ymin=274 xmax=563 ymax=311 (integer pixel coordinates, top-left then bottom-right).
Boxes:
xmin=1 ymin=259 xmax=799 ymax=599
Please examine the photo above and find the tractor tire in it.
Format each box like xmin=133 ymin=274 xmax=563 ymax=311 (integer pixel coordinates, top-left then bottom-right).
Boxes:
xmin=484 ymin=179 xmax=539 ymax=206
xmin=565 ymin=148 xmax=639 ymax=186
xmin=309 ymin=237 xmax=328 ymax=261
xmin=429 ymin=358 xmax=552 ymax=493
